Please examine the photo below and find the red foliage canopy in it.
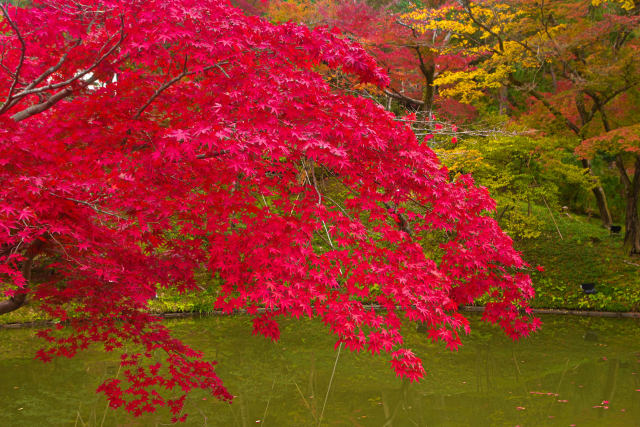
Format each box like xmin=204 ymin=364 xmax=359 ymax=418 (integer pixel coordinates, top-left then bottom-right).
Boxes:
xmin=0 ymin=0 xmax=538 ymax=420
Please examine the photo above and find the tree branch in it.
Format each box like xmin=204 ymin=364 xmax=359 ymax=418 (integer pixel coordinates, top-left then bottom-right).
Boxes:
xmin=615 ymin=154 xmax=632 ymax=191
xmin=383 ymin=89 xmax=424 ymax=106
xmin=195 ymin=149 xmax=230 ymax=159
xmin=47 ymin=191 xmax=126 ymax=220
xmin=0 ymin=3 xmax=26 ymax=115
xmin=461 ymin=0 xmax=504 ymax=52
xmin=13 ymin=17 xmax=124 ymax=100
xmin=134 ymin=59 xmax=223 ymax=119
xmin=4 ymin=38 xmax=82 ymax=111
xmin=525 ymin=85 xmax=581 ymax=135
xmin=384 ymin=202 xmax=413 ymax=236
xmin=11 ymin=86 xmax=73 ymax=122
xmin=6 ymin=15 xmax=125 ymax=122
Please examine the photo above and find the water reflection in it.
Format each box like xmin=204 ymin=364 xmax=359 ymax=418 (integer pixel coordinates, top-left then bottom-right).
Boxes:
xmin=1 ymin=314 xmax=639 ymax=426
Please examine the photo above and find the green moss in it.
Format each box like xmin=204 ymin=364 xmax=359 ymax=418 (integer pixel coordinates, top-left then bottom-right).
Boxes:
xmin=515 ymin=204 xmax=640 ymax=312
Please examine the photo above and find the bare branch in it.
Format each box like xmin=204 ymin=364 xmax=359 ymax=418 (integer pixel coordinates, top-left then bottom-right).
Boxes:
xmin=9 ymin=71 xmax=98 ymax=122
xmin=11 ymin=86 xmax=73 ymax=122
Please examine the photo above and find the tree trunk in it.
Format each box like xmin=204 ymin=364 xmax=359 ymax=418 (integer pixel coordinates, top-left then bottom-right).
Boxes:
xmin=581 ymin=159 xmax=613 ymax=228
xmin=0 ymin=255 xmax=34 ymax=315
xmin=417 ymin=64 xmax=435 ymax=126
xmin=412 ymin=42 xmax=435 ymax=132
xmin=623 ymin=188 xmax=640 ymax=255
xmin=620 ymin=155 xmax=640 ymax=255
xmin=498 ymin=85 xmax=508 ymax=115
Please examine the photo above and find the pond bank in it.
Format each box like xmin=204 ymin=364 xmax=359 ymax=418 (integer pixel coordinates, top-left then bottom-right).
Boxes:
xmin=2 ymin=304 xmax=639 ymax=329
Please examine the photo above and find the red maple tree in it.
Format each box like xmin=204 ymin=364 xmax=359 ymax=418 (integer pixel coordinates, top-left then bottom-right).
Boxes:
xmin=0 ymin=0 xmax=539 ymax=420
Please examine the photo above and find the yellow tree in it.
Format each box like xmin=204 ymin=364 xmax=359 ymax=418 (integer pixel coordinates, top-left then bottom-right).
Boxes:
xmin=407 ymin=0 xmax=640 ymax=243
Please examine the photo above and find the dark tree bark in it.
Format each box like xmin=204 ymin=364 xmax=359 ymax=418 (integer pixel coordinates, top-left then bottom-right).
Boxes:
xmin=0 ymin=253 xmax=35 ymax=315
xmin=615 ymin=154 xmax=640 ymax=255
xmin=413 ymin=45 xmax=435 ymax=127
xmin=581 ymin=159 xmax=613 ymax=228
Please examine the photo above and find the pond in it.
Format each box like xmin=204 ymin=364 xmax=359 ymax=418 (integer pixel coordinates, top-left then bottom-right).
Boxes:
xmin=1 ymin=314 xmax=640 ymax=426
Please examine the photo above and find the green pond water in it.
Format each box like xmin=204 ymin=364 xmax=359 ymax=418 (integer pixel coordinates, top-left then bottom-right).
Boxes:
xmin=1 ymin=314 xmax=640 ymax=426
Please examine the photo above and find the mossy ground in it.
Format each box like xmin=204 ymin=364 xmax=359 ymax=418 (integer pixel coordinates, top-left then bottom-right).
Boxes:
xmin=515 ymin=204 xmax=640 ymax=312
xmin=2 ymin=204 xmax=639 ymax=326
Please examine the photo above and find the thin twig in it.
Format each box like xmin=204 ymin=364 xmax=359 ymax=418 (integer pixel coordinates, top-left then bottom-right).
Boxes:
xmin=541 ymin=195 xmax=563 ymax=240
xmin=302 ymin=158 xmax=322 ymax=206
xmin=293 ymin=381 xmax=316 ymax=420
xmin=260 ymin=378 xmax=277 ymax=425
xmin=323 ymin=195 xmax=353 ymax=221
xmin=134 ymin=55 xmax=189 ymax=119
xmin=317 ymin=343 xmax=342 ymax=427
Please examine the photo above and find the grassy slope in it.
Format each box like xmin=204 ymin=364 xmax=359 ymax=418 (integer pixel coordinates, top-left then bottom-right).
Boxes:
xmin=515 ymin=204 xmax=640 ymax=311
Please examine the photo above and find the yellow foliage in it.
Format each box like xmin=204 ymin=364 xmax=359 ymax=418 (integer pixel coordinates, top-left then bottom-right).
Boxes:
xmin=401 ymin=5 xmax=476 ymax=36
xmin=400 ymin=1 xmax=532 ymax=102
xmin=437 ymin=148 xmax=486 ymax=173
xmin=435 ymin=64 xmax=513 ymax=103
xmin=592 ymin=0 xmax=635 ymax=11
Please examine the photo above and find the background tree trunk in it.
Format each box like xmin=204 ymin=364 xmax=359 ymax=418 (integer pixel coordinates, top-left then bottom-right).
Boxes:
xmin=581 ymin=159 xmax=613 ymax=228
xmin=621 ymin=156 xmax=640 ymax=255
xmin=0 ymin=254 xmax=34 ymax=315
